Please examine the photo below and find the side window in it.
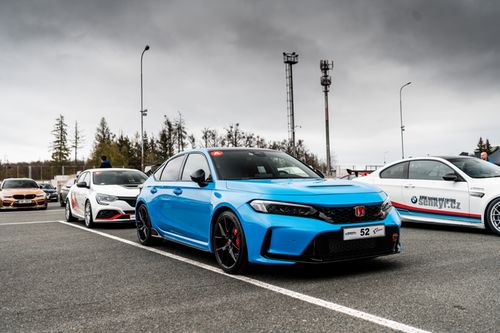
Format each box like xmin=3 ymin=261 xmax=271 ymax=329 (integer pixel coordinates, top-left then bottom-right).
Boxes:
xmin=82 ymin=172 xmax=90 ymax=185
xmin=409 ymin=160 xmax=454 ymax=181
xmin=153 ymin=163 xmax=166 ymax=180
xmin=77 ymin=172 xmax=89 ymax=184
xmin=160 ymin=156 xmax=185 ymax=181
xmin=380 ymin=162 xmax=408 ymax=179
xmin=181 ymin=154 xmax=211 ymax=181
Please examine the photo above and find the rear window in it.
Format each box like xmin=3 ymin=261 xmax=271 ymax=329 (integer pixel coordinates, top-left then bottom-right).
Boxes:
xmin=380 ymin=162 xmax=408 ymax=179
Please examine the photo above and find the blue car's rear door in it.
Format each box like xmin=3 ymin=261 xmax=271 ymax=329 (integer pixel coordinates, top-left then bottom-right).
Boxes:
xmin=148 ymin=155 xmax=186 ymax=234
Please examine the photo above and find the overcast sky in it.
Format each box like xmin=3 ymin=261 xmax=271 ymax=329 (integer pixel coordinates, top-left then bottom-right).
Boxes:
xmin=1 ymin=0 xmax=499 ymax=167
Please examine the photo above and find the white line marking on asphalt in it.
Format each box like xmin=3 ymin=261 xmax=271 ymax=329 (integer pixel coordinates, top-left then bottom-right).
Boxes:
xmin=0 ymin=221 xmax=59 ymax=226
xmin=58 ymin=220 xmax=430 ymax=333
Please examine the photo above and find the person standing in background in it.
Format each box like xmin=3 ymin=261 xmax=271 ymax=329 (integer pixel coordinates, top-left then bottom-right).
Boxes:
xmin=99 ymin=155 xmax=112 ymax=168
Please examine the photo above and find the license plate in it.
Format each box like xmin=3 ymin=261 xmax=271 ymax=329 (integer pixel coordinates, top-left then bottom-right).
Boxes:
xmin=343 ymin=225 xmax=385 ymax=241
xmin=19 ymin=199 xmax=32 ymax=204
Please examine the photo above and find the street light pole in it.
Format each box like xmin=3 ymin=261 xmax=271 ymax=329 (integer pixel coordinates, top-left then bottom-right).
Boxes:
xmin=140 ymin=45 xmax=150 ymax=171
xmin=399 ymin=81 xmax=411 ymax=159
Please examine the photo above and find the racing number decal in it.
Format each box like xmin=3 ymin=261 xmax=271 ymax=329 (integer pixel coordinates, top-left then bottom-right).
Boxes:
xmin=360 ymin=228 xmax=370 ymax=236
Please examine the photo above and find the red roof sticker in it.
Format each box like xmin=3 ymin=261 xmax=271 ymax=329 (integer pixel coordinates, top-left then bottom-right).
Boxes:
xmin=210 ymin=151 xmax=224 ymax=157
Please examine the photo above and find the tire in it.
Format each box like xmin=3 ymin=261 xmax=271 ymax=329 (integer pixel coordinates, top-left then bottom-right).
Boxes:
xmin=212 ymin=211 xmax=248 ymax=274
xmin=84 ymin=201 xmax=95 ymax=228
xmin=59 ymin=195 xmax=65 ymax=207
xmin=485 ymin=198 xmax=500 ymax=236
xmin=136 ymin=204 xmax=157 ymax=245
xmin=65 ymin=201 xmax=77 ymax=222
xmin=40 ymin=205 xmax=48 ymax=210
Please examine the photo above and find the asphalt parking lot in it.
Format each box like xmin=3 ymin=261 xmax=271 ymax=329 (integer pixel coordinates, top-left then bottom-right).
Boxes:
xmin=0 ymin=203 xmax=498 ymax=332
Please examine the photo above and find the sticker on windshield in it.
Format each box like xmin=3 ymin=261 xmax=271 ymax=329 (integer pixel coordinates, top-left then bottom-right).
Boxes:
xmin=412 ymin=195 xmax=461 ymax=210
xmin=210 ymin=151 xmax=223 ymax=157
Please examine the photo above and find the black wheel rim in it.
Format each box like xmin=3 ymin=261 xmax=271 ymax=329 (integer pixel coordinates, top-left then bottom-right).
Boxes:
xmin=214 ymin=215 xmax=241 ymax=269
xmin=137 ymin=206 xmax=150 ymax=242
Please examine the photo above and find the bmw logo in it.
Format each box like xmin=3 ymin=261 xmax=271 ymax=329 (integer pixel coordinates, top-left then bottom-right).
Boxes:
xmin=411 ymin=196 xmax=418 ymax=204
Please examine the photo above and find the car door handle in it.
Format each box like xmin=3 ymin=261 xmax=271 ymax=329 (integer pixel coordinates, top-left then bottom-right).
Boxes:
xmin=404 ymin=184 xmax=415 ymax=189
xmin=150 ymin=187 xmax=158 ymax=194
xmin=173 ymin=188 xmax=183 ymax=196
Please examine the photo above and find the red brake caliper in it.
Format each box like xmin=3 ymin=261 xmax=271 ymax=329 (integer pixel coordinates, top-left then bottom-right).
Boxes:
xmin=233 ymin=228 xmax=240 ymax=248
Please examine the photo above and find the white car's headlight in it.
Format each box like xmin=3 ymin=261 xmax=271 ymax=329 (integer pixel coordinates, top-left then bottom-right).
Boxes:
xmin=96 ymin=193 xmax=118 ymax=205
xmin=249 ymin=200 xmax=318 ymax=218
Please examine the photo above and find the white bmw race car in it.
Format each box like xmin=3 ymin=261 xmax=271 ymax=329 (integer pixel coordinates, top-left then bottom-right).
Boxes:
xmin=65 ymin=168 xmax=148 ymax=228
xmin=356 ymin=156 xmax=500 ymax=236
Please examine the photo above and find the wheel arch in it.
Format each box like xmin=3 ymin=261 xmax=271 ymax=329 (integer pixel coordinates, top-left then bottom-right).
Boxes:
xmin=483 ymin=195 xmax=500 ymax=231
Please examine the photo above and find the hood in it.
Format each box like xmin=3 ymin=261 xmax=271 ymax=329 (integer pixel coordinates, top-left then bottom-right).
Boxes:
xmin=1 ymin=188 xmax=45 ymax=195
xmin=225 ymin=178 xmax=381 ymax=196
xmin=92 ymin=184 xmax=141 ymax=197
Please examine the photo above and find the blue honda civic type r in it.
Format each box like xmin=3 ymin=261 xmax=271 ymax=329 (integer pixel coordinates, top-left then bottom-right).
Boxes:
xmin=136 ymin=148 xmax=401 ymax=274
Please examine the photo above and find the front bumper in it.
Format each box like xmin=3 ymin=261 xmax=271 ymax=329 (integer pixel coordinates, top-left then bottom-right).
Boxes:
xmin=92 ymin=199 xmax=137 ymax=223
xmin=237 ymin=205 xmax=401 ymax=265
xmin=0 ymin=198 xmax=47 ymax=209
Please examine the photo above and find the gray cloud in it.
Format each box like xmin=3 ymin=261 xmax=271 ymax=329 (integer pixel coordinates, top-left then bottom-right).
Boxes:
xmin=0 ymin=0 xmax=498 ymax=167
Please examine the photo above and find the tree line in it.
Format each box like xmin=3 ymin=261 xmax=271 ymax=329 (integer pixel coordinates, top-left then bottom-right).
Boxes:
xmin=49 ymin=113 xmax=325 ymax=172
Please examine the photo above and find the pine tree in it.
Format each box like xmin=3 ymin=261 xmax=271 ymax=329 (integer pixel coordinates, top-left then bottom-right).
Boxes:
xmin=485 ymin=139 xmax=493 ymax=154
xmin=158 ymin=116 xmax=176 ymax=159
xmin=477 ymin=137 xmax=485 ymax=152
xmin=71 ymin=121 xmax=85 ymax=168
xmin=50 ymin=114 xmax=70 ymax=167
xmin=90 ymin=117 xmax=117 ymax=166
xmin=174 ymin=112 xmax=187 ymax=153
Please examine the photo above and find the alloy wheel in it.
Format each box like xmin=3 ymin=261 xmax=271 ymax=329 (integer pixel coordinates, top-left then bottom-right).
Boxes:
xmin=137 ymin=205 xmax=152 ymax=244
xmin=213 ymin=213 xmax=243 ymax=270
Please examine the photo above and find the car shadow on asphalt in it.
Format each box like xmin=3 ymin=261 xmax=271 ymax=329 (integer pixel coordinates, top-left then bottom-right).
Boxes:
xmin=88 ymin=223 xmax=404 ymax=280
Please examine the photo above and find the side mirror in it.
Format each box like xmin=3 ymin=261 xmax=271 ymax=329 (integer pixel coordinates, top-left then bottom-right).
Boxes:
xmin=39 ymin=185 xmax=43 ymax=189
xmin=76 ymin=181 xmax=88 ymax=188
xmin=442 ymin=173 xmax=458 ymax=181
xmin=190 ymin=169 xmax=208 ymax=187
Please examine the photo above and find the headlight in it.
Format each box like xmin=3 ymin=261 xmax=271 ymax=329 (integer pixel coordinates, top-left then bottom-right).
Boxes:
xmin=378 ymin=197 xmax=393 ymax=219
xmin=36 ymin=193 xmax=46 ymax=198
xmin=1 ymin=194 xmax=13 ymax=199
xmin=95 ymin=193 xmax=118 ymax=205
xmin=249 ymin=200 xmax=318 ymax=218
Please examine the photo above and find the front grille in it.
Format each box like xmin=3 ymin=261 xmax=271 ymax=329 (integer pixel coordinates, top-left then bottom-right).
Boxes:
xmin=307 ymin=226 xmax=399 ymax=261
xmin=262 ymin=226 xmax=400 ymax=263
xmin=12 ymin=194 xmax=36 ymax=199
xmin=96 ymin=210 xmax=120 ymax=219
xmin=316 ymin=204 xmax=383 ymax=224
xmin=118 ymin=196 xmax=137 ymax=208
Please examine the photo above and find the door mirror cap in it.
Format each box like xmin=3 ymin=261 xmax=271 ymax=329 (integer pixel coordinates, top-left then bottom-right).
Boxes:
xmin=442 ymin=173 xmax=458 ymax=181
xmin=76 ymin=181 xmax=88 ymax=188
xmin=190 ymin=169 xmax=208 ymax=187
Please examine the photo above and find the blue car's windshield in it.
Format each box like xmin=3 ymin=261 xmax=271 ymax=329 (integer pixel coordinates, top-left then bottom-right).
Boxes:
xmin=209 ymin=150 xmax=321 ymax=180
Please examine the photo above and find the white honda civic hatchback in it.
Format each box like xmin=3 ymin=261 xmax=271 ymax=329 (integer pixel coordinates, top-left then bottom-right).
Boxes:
xmin=65 ymin=168 xmax=148 ymax=228
xmin=356 ymin=156 xmax=500 ymax=236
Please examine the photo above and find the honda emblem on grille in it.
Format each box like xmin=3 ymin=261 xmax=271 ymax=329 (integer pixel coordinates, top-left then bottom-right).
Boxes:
xmin=354 ymin=205 xmax=365 ymax=217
